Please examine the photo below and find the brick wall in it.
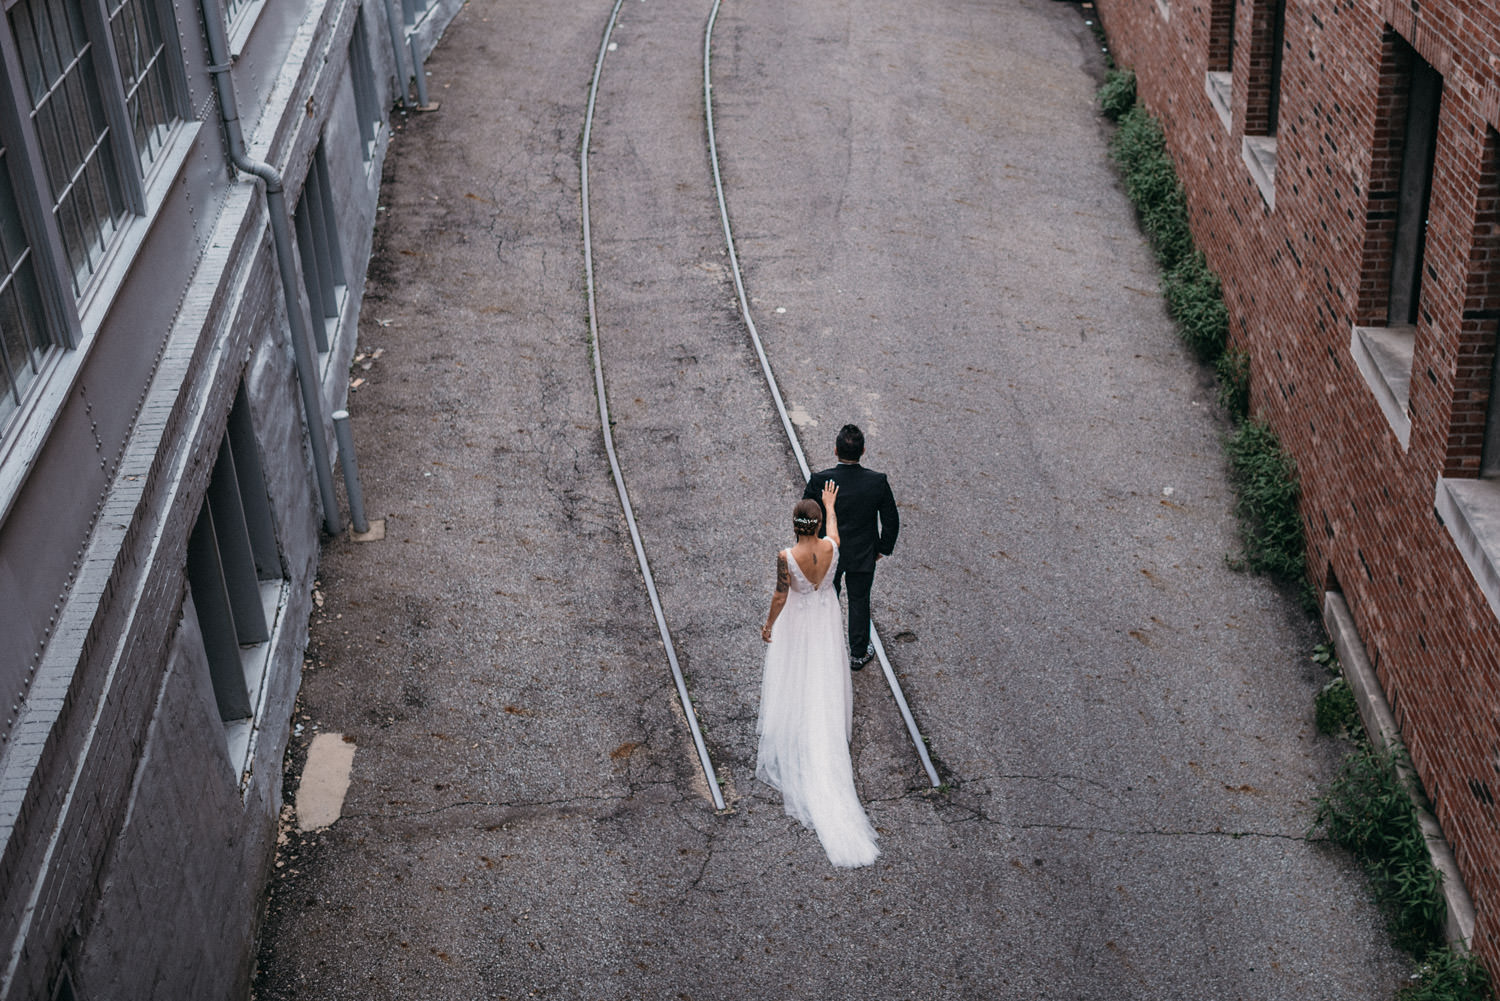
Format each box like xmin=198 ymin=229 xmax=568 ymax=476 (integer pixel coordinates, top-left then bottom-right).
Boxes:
xmin=1097 ymin=0 xmax=1500 ymax=964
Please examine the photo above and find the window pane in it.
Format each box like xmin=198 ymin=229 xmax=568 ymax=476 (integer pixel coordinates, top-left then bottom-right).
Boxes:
xmin=10 ymin=0 xmax=128 ymax=294
xmin=0 ymin=147 xmax=54 ymax=429
xmin=108 ymin=0 xmax=177 ymax=169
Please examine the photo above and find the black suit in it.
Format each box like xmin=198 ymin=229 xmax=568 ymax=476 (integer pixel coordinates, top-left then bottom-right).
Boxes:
xmin=804 ymin=462 xmax=899 ymax=659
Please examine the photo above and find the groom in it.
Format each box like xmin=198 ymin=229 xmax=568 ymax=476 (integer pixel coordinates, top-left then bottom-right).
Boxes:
xmin=804 ymin=424 xmax=899 ymax=670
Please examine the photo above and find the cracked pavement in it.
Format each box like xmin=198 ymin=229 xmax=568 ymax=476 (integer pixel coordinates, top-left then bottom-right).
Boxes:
xmin=251 ymin=0 xmax=1411 ymax=997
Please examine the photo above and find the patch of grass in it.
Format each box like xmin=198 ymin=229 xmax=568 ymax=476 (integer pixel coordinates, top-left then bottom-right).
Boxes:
xmin=1107 ymin=106 xmax=1193 ymax=273
xmin=1163 ymin=251 xmax=1228 ymax=360
xmin=1223 ymin=419 xmax=1306 ymax=587
xmin=1215 ymin=348 xmax=1250 ymax=422
xmin=1313 ymin=743 xmax=1447 ymax=954
xmin=1315 ymin=677 xmax=1359 ymax=738
xmin=1098 ymin=68 xmax=1135 ymax=122
xmin=1398 ymin=948 xmax=1492 ymax=1001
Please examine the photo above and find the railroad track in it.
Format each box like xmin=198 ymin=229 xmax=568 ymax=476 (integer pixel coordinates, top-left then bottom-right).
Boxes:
xmin=579 ymin=0 xmax=941 ymax=812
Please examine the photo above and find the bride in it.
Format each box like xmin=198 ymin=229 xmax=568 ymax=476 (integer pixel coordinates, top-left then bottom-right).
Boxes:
xmin=757 ymin=481 xmax=880 ymax=868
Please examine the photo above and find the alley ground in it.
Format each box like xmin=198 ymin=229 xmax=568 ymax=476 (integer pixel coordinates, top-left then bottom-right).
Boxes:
xmin=252 ymin=0 xmax=1409 ymax=997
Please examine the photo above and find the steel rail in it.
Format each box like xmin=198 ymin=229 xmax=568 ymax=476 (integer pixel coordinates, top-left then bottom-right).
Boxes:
xmin=582 ymin=0 xmax=726 ymax=810
xmin=703 ymin=0 xmax=941 ymax=789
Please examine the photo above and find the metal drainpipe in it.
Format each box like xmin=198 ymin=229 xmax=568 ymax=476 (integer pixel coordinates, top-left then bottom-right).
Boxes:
xmin=199 ymin=0 xmax=343 ymax=536
xmin=381 ymin=0 xmax=408 ymax=106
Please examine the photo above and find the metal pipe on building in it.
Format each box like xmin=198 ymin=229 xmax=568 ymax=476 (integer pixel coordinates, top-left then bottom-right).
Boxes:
xmin=381 ymin=0 xmax=409 ymax=106
xmin=199 ymin=0 xmax=343 ymax=536
xmin=330 ymin=411 xmax=369 ymax=535
xmin=407 ymin=35 xmax=430 ymax=108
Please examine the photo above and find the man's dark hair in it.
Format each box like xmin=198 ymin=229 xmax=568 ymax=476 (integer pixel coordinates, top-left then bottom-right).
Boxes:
xmin=835 ymin=424 xmax=864 ymax=462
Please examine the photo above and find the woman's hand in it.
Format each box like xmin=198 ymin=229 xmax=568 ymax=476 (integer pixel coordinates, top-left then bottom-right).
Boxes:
xmin=761 ymin=623 xmax=774 ymax=642
xmin=820 ymin=481 xmax=840 ymax=546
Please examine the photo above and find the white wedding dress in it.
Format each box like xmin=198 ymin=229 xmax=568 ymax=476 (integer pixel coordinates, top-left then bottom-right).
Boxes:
xmin=756 ymin=543 xmax=880 ymax=868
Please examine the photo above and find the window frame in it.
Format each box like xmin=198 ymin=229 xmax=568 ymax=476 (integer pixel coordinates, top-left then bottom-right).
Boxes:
xmin=293 ymin=139 xmax=347 ymax=356
xmin=186 ymin=379 xmax=288 ymax=774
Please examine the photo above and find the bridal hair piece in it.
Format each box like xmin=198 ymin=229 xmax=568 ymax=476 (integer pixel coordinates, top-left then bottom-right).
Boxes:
xmin=792 ymin=498 xmax=823 ymax=536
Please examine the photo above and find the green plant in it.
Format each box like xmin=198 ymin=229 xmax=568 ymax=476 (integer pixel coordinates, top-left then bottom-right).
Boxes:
xmin=1215 ymin=348 xmax=1250 ymax=422
xmin=1107 ymin=107 xmax=1194 ymax=272
xmin=1098 ymin=68 xmax=1136 ymax=122
xmin=1315 ymin=677 xmax=1359 ymax=738
xmin=1223 ymin=418 xmax=1306 ymax=585
xmin=1398 ymin=948 xmax=1492 ymax=1001
xmin=1311 ymin=641 xmax=1338 ymax=671
xmin=1313 ymin=744 xmax=1446 ymax=954
xmin=1163 ymin=252 xmax=1229 ymax=360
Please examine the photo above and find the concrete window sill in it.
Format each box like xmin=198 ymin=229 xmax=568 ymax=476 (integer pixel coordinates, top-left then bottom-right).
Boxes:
xmin=1435 ymin=478 xmax=1500 ymax=624
xmin=1205 ymin=72 xmax=1232 ymax=133
xmin=225 ymin=579 xmax=289 ymax=792
xmin=1242 ymin=135 xmax=1277 ymax=208
xmin=1350 ymin=324 xmax=1414 ymax=449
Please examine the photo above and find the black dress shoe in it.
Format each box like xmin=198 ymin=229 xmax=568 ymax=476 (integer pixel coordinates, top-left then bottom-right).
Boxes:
xmin=850 ymin=650 xmax=873 ymax=671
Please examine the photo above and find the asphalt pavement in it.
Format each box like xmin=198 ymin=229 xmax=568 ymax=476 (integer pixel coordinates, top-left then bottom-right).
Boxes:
xmin=251 ymin=0 xmax=1411 ymax=997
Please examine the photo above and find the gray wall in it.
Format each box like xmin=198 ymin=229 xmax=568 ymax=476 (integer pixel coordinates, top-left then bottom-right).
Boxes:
xmin=0 ymin=0 xmax=461 ymax=994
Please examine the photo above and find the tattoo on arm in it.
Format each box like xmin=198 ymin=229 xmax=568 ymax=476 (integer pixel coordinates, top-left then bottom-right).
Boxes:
xmin=775 ymin=552 xmax=790 ymax=594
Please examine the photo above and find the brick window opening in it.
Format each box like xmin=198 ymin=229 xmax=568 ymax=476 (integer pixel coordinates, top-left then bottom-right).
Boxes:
xmin=292 ymin=140 xmax=346 ymax=354
xmin=1205 ymin=0 xmax=1236 ymax=130
xmin=1351 ymin=34 xmax=1442 ymax=450
xmin=185 ymin=383 xmax=282 ymax=728
xmin=1241 ymin=0 xmax=1285 ymax=206
xmin=1208 ymin=0 xmax=1237 ymax=72
xmin=1434 ymin=130 xmax=1500 ymax=607
xmin=1475 ymin=137 xmax=1500 ymax=480
xmin=1437 ymin=127 xmax=1500 ymax=618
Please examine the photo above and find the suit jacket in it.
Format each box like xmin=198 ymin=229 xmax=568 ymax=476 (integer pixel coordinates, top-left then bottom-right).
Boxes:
xmin=804 ymin=463 xmax=899 ymax=574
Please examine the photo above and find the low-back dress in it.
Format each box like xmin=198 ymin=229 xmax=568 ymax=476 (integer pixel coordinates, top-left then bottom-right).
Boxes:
xmin=756 ymin=542 xmax=880 ymax=868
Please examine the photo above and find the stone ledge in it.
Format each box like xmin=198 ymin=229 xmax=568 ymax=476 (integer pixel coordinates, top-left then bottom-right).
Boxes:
xmin=1205 ymin=72 xmax=1232 ymax=133
xmin=1323 ymin=590 xmax=1477 ymax=949
xmin=1434 ymin=477 xmax=1500 ymax=623
xmin=1241 ymin=135 xmax=1277 ymax=209
xmin=1349 ymin=324 xmax=1414 ymax=449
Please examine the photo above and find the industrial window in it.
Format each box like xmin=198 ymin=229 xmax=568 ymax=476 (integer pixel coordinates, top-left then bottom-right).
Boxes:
xmin=293 ymin=141 xmax=345 ymax=353
xmin=107 ymin=0 xmax=179 ymax=171
xmin=0 ymin=0 xmax=185 ymax=439
xmin=348 ymin=10 xmax=380 ymax=161
xmin=11 ymin=0 xmax=130 ymax=293
xmin=0 ymin=142 xmax=51 ymax=431
xmin=222 ymin=0 xmax=254 ymax=29
xmin=186 ymin=384 xmax=281 ymax=724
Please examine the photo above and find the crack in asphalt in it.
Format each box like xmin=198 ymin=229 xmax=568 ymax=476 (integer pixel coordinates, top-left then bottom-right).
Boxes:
xmin=1013 ymin=820 xmax=1313 ymax=842
xmin=342 ymin=783 xmax=683 ymax=823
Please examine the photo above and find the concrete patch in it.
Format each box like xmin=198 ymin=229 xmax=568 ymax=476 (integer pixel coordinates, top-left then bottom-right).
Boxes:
xmin=350 ymin=518 xmax=386 ymax=542
xmin=296 ymin=733 xmax=356 ymax=832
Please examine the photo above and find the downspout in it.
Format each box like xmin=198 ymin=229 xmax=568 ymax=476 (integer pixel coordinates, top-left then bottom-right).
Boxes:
xmin=199 ymin=0 xmax=343 ymax=536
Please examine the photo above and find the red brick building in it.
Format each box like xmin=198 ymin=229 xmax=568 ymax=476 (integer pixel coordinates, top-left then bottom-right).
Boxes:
xmin=1094 ymin=0 xmax=1500 ymax=962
